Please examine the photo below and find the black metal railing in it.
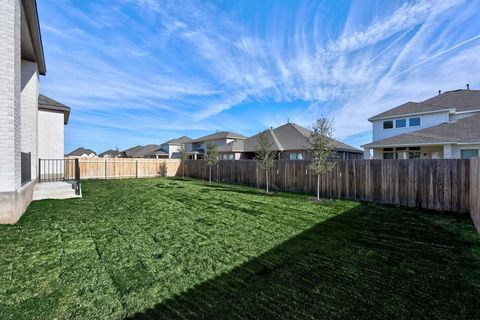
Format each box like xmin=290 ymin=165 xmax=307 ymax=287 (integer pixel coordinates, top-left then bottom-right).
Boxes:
xmin=21 ymin=152 xmax=31 ymax=185
xmin=38 ymin=158 xmax=81 ymax=195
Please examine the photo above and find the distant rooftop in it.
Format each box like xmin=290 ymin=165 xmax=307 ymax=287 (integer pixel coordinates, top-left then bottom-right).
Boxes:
xmin=191 ymin=131 xmax=246 ymax=143
xmin=369 ymin=89 xmax=480 ymax=121
xmin=67 ymin=147 xmax=96 ymax=157
xmin=218 ymin=123 xmax=362 ymax=153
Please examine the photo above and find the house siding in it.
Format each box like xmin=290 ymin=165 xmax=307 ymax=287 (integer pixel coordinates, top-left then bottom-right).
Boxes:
xmin=38 ymin=110 xmax=64 ymax=159
xmin=372 ymin=111 xmax=449 ymax=142
xmin=21 ymin=59 xmax=39 ymax=179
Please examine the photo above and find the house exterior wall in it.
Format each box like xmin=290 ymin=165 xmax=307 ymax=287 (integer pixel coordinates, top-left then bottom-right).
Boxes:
xmin=192 ymin=138 xmax=239 ymax=152
xmin=0 ymin=0 xmax=21 ymax=193
xmin=38 ymin=110 xmax=64 ymax=159
xmin=451 ymin=144 xmax=480 ymax=159
xmin=168 ymin=144 xmax=181 ymax=158
xmin=0 ymin=0 xmax=38 ymax=224
xmin=21 ymin=59 xmax=39 ymax=179
xmin=372 ymin=111 xmax=449 ymax=142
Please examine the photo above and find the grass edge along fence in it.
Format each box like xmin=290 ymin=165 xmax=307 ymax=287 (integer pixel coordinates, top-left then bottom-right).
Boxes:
xmin=184 ymin=159 xmax=475 ymax=217
xmin=71 ymin=158 xmax=181 ymax=179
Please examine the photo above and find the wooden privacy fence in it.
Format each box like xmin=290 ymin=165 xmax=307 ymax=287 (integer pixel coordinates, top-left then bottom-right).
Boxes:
xmin=68 ymin=158 xmax=181 ymax=179
xmin=184 ymin=159 xmax=472 ymax=214
xmin=470 ymin=157 xmax=480 ymax=231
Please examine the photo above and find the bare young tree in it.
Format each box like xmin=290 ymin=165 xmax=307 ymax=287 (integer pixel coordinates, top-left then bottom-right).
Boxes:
xmin=178 ymin=145 xmax=188 ymax=178
xmin=308 ymin=117 xmax=336 ymax=201
xmin=255 ymin=131 xmax=276 ymax=194
xmin=205 ymin=142 xmax=218 ymax=183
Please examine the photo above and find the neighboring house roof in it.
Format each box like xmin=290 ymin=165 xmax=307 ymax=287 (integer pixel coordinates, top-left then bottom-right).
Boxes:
xmin=144 ymin=148 xmax=169 ymax=157
xmin=98 ymin=149 xmax=122 ymax=157
xmin=422 ymin=89 xmax=480 ymax=112
xmin=21 ymin=0 xmax=46 ymax=75
xmin=191 ymin=131 xmax=246 ymax=143
xmin=362 ymin=113 xmax=480 ymax=148
xmin=67 ymin=147 xmax=96 ymax=157
xmin=121 ymin=145 xmax=145 ymax=157
xmin=130 ymin=144 xmax=162 ymax=158
xmin=163 ymin=136 xmax=193 ymax=145
xmin=218 ymin=123 xmax=362 ymax=153
xmin=368 ymin=89 xmax=480 ymax=121
xmin=38 ymin=94 xmax=70 ymax=124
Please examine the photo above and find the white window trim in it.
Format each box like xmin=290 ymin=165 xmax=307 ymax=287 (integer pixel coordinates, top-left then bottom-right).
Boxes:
xmin=382 ymin=116 xmax=422 ymax=130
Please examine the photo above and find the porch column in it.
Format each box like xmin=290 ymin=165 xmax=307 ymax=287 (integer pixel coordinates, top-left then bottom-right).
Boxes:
xmin=443 ymin=144 xmax=452 ymax=159
xmin=363 ymin=148 xmax=371 ymax=159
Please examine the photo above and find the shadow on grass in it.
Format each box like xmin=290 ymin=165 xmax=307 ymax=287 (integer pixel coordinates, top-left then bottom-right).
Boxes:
xmin=126 ymin=205 xmax=480 ymax=320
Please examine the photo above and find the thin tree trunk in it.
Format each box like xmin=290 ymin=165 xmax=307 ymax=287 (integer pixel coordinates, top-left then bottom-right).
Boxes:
xmin=317 ymin=173 xmax=320 ymax=201
xmin=183 ymin=162 xmax=185 ymax=178
xmin=209 ymin=166 xmax=212 ymax=183
xmin=266 ymin=170 xmax=269 ymax=194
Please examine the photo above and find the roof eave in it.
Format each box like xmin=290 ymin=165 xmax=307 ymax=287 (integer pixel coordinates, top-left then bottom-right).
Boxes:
xmin=23 ymin=0 xmax=46 ymax=75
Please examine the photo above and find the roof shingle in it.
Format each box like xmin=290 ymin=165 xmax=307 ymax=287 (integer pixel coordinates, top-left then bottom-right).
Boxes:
xmin=362 ymin=113 xmax=480 ymax=148
xmin=368 ymin=89 xmax=480 ymax=121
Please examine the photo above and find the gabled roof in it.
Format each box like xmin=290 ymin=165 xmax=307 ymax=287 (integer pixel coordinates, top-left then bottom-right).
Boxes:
xmin=144 ymin=148 xmax=169 ymax=157
xmin=98 ymin=149 xmax=122 ymax=157
xmin=218 ymin=123 xmax=362 ymax=153
xmin=422 ymin=89 xmax=480 ymax=111
xmin=121 ymin=145 xmax=145 ymax=157
xmin=38 ymin=94 xmax=70 ymax=124
xmin=368 ymin=89 xmax=480 ymax=121
xmin=163 ymin=136 xmax=193 ymax=145
xmin=67 ymin=147 xmax=96 ymax=157
xmin=131 ymin=144 xmax=162 ymax=158
xmin=191 ymin=131 xmax=246 ymax=143
xmin=362 ymin=113 xmax=480 ymax=148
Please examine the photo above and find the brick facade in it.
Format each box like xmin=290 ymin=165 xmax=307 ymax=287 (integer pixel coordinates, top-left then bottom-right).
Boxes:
xmin=0 ymin=0 xmax=21 ymax=193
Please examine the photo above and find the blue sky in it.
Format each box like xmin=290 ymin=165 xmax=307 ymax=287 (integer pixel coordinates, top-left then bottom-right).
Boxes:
xmin=37 ymin=0 xmax=480 ymax=153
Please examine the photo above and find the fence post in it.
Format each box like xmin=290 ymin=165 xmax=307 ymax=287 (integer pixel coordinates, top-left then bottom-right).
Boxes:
xmin=38 ymin=158 xmax=41 ymax=182
xmin=136 ymin=160 xmax=138 ymax=178
xmin=105 ymin=160 xmax=107 ymax=179
xmin=74 ymin=158 xmax=80 ymax=195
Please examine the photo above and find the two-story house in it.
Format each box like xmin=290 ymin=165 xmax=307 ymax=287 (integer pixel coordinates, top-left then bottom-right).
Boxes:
xmin=217 ymin=123 xmax=363 ymax=160
xmin=157 ymin=136 xmax=193 ymax=159
xmin=362 ymin=88 xmax=480 ymax=160
xmin=187 ymin=131 xmax=246 ymax=159
xmin=1 ymin=0 xmax=74 ymax=223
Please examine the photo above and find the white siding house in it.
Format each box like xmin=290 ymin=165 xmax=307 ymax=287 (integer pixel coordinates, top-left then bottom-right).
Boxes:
xmin=363 ymin=89 xmax=480 ymax=160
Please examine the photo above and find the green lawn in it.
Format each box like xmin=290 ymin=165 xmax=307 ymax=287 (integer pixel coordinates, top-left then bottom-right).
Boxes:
xmin=0 ymin=178 xmax=479 ymax=319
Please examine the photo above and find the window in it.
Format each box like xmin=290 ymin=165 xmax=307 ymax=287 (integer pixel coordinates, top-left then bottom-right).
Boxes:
xmin=409 ymin=151 xmax=421 ymax=159
xmin=461 ymin=149 xmax=479 ymax=159
xmin=395 ymin=119 xmax=407 ymax=128
xmin=383 ymin=121 xmax=393 ymax=129
xmin=383 ymin=152 xmax=395 ymax=159
xmin=289 ymin=153 xmax=305 ymax=160
xmin=227 ymin=154 xmax=234 ymax=160
xmin=409 ymin=117 xmax=421 ymax=127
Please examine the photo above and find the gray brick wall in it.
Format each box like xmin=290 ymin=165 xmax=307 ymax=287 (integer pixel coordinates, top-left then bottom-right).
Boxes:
xmin=0 ymin=0 xmax=22 ymax=192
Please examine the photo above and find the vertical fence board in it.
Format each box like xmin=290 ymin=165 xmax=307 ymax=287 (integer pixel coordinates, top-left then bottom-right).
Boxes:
xmin=183 ymin=159 xmax=472 ymax=215
xmin=470 ymin=158 xmax=480 ymax=231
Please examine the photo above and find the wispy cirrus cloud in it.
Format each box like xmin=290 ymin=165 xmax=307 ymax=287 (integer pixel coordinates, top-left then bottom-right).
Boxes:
xmin=38 ymin=0 xmax=480 ymax=152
